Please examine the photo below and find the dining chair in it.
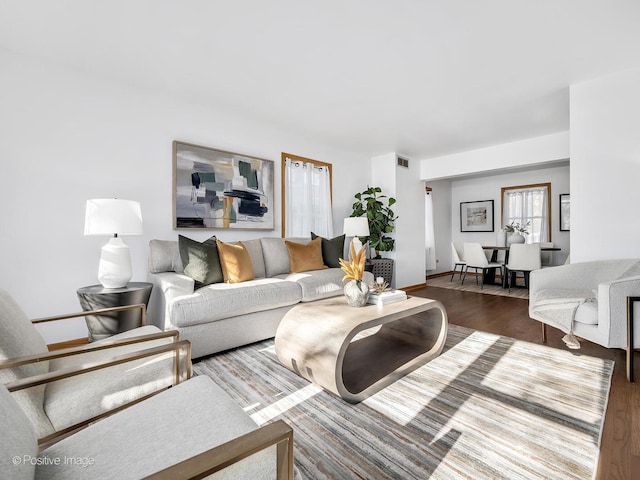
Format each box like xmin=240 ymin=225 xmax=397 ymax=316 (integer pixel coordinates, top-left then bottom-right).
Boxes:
xmin=539 ymin=241 xmax=554 ymax=267
xmin=505 ymin=243 xmax=541 ymax=292
xmin=462 ymin=243 xmax=504 ymax=289
xmin=450 ymin=242 xmax=466 ymax=282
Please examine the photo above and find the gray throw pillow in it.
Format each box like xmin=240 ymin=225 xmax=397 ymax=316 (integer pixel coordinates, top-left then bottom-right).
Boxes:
xmin=311 ymin=232 xmax=346 ymax=268
xmin=178 ymin=235 xmax=223 ymax=288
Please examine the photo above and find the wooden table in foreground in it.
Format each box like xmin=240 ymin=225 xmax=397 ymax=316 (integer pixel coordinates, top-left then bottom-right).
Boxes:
xmin=274 ymin=295 xmax=448 ymax=403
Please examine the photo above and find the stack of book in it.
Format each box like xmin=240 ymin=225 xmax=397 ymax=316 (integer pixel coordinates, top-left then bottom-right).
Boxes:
xmin=367 ymin=289 xmax=407 ymax=306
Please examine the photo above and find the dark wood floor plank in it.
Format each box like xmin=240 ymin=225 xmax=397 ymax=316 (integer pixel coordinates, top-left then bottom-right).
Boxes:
xmin=413 ymin=285 xmax=640 ymax=480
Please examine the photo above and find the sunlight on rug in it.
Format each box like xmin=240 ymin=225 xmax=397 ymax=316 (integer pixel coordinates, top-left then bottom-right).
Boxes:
xmin=194 ymin=325 xmax=612 ymax=480
xmin=427 ymin=274 xmax=530 ymax=299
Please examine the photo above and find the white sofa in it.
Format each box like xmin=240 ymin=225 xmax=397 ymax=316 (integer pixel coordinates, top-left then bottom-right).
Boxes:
xmin=148 ymin=237 xmax=373 ymax=359
xmin=529 ymin=259 xmax=640 ymax=349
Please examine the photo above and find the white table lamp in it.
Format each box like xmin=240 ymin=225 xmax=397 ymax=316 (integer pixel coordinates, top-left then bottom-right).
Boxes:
xmin=343 ymin=217 xmax=370 ymax=256
xmin=84 ymin=199 xmax=143 ymax=289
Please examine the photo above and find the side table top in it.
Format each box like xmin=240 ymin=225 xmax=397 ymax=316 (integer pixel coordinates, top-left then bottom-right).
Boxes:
xmin=77 ymin=282 xmax=153 ymax=295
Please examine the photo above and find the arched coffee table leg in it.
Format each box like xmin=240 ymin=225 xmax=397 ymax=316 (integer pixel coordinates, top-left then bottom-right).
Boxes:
xmin=275 ymin=296 xmax=448 ymax=403
xmin=337 ymin=302 xmax=447 ymax=403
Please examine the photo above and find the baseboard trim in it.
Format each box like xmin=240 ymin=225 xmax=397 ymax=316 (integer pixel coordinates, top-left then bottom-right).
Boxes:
xmin=399 ymin=283 xmax=427 ymax=292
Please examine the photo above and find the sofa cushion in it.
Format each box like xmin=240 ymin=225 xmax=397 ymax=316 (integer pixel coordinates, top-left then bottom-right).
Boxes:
xmin=285 ymin=237 xmax=327 ymax=273
xmin=311 ymin=232 xmax=345 ymax=268
xmin=243 ymin=239 xmax=266 ymax=278
xmin=178 ymin=235 xmax=223 ymax=288
xmin=574 ymin=300 xmax=599 ymax=325
xmin=261 ymin=238 xmax=290 ymax=277
xmin=170 ymin=278 xmax=302 ymax=327
xmin=277 ymin=268 xmax=346 ymax=302
xmin=217 ymin=240 xmax=255 ymax=283
xmin=261 ymin=237 xmax=309 ymax=277
xmin=149 ymin=239 xmax=184 ymax=274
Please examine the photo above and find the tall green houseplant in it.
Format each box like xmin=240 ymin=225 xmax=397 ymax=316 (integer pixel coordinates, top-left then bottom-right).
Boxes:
xmin=350 ymin=186 xmax=398 ymax=258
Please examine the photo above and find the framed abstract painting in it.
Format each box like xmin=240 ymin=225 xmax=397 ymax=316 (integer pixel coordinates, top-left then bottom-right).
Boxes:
xmin=460 ymin=199 xmax=494 ymax=232
xmin=173 ymin=141 xmax=275 ymax=230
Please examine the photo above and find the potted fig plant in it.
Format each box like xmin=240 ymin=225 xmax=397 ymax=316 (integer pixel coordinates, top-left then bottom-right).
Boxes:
xmin=350 ymin=186 xmax=398 ymax=285
xmin=350 ymin=186 xmax=398 ymax=258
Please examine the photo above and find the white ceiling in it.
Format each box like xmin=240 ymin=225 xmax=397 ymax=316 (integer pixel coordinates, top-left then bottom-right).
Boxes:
xmin=1 ymin=1 xmax=639 ymax=160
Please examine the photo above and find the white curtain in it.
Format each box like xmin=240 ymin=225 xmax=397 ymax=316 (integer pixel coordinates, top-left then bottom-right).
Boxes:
xmin=503 ymin=186 xmax=549 ymax=243
xmin=284 ymin=158 xmax=333 ymax=237
xmin=425 ymin=190 xmax=436 ymax=270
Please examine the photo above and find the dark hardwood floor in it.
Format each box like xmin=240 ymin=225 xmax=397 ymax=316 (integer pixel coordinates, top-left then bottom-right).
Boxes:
xmin=411 ymin=284 xmax=639 ymax=480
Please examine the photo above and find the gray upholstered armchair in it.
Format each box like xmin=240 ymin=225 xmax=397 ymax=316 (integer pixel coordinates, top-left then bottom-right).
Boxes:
xmin=1 ymin=374 xmax=295 ymax=479
xmin=0 ymin=288 xmax=189 ymax=447
xmin=529 ymin=259 xmax=640 ymax=356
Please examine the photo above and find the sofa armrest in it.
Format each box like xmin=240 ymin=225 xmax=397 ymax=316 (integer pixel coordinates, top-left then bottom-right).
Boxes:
xmin=144 ymin=419 xmax=294 ymax=480
xmin=599 ymin=275 xmax=640 ymax=348
xmin=148 ymin=272 xmax=195 ymax=330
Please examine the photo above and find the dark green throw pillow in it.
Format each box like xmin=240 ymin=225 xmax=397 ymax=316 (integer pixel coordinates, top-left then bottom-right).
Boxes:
xmin=178 ymin=235 xmax=223 ymax=289
xmin=311 ymin=232 xmax=346 ymax=268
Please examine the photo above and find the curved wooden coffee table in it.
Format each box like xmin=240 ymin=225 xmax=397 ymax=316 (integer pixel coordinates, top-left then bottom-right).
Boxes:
xmin=275 ymin=295 xmax=448 ymax=403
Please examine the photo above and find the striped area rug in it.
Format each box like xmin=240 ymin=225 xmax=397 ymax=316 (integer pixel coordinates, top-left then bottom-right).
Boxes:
xmin=194 ymin=325 xmax=612 ymax=479
xmin=427 ymin=273 xmax=530 ymax=299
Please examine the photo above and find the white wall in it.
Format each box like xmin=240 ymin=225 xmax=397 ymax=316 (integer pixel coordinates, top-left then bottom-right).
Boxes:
xmin=420 ymin=131 xmax=570 ymax=181
xmin=570 ymin=68 xmax=640 ymax=262
xmin=370 ymin=153 xmax=426 ymax=289
xmin=426 ymin=180 xmax=452 ymax=275
xmin=395 ymin=159 xmax=426 ymax=289
xmin=419 ymin=131 xmax=571 ymax=274
xmin=0 ymin=49 xmax=370 ymax=342
xmin=449 ymin=165 xmax=570 ymax=267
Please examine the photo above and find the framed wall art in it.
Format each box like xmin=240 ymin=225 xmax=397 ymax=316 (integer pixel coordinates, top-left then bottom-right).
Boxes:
xmin=460 ymin=199 xmax=494 ymax=232
xmin=173 ymin=141 xmax=275 ymax=230
xmin=559 ymin=193 xmax=570 ymax=231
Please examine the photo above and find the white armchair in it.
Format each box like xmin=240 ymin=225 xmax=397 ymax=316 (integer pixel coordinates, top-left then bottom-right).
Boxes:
xmin=0 ymin=288 xmax=189 ymax=447
xmin=529 ymin=259 xmax=640 ymax=358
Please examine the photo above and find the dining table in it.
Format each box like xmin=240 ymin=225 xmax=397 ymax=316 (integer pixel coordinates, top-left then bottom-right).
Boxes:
xmin=481 ymin=245 xmax=562 ymax=288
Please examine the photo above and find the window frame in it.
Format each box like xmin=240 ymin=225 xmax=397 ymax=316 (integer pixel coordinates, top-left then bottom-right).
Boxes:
xmin=500 ymin=182 xmax=552 ymax=242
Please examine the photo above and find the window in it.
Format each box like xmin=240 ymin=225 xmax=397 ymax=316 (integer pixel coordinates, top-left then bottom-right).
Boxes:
xmin=501 ymin=183 xmax=551 ymax=243
xmin=281 ymin=153 xmax=333 ymax=238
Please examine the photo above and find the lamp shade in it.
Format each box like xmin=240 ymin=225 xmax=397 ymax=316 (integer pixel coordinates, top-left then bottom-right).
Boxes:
xmin=343 ymin=217 xmax=370 ymax=237
xmin=84 ymin=199 xmax=143 ymax=236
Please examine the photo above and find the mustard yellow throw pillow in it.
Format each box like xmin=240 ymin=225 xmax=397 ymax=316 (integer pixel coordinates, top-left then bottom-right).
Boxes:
xmin=216 ymin=240 xmax=255 ymax=283
xmin=285 ymin=237 xmax=328 ymax=273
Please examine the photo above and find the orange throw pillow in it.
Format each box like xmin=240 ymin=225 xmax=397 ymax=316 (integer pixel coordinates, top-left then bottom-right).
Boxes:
xmin=285 ymin=237 xmax=328 ymax=273
xmin=216 ymin=240 xmax=255 ymax=283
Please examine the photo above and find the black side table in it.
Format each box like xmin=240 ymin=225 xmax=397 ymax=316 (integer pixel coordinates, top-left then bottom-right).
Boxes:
xmin=77 ymin=282 xmax=153 ymax=342
xmin=367 ymin=258 xmax=395 ymax=286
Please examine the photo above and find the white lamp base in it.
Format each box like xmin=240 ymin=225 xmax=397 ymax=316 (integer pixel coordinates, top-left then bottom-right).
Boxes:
xmin=98 ymin=237 xmax=132 ymax=289
xmin=350 ymin=237 xmax=363 ymax=256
